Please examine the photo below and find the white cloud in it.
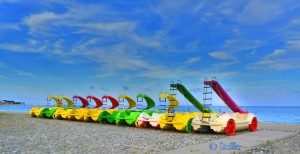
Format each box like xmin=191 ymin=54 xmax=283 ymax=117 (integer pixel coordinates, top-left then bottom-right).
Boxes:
xmin=23 ymin=12 xmax=63 ymax=35
xmin=82 ymin=43 xmax=201 ymax=79
xmin=185 ymin=40 xmax=202 ymax=51
xmin=54 ymin=39 xmax=64 ymax=48
xmin=249 ymin=49 xmax=299 ymax=70
xmin=196 ymin=71 xmax=238 ymax=80
xmin=130 ymin=35 xmax=161 ymax=48
xmin=209 ymin=51 xmax=234 ymax=60
xmin=212 ymin=60 xmax=240 ymax=68
xmin=287 ymin=40 xmax=300 ymax=51
xmin=209 ymin=51 xmax=240 ymax=68
xmin=237 ymin=0 xmax=282 ymax=25
xmin=250 ymin=59 xmax=300 ymax=70
xmin=17 ymin=71 xmax=34 ymax=77
xmin=0 ymin=24 xmax=21 ymax=31
xmin=22 ymin=3 xmax=137 ymax=37
xmin=0 ymin=44 xmax=24 ymax=52
xmin=24 ymin=12 xmax=58 ymax=26
xmin=79 ymin=22 xmax=136 ymax=35
xmin=266 ymin=49 xmax=286 ymax=59
xmin=0 ymin=43 xmax=45 ymax=53
xmin=138 ymin=66 xmax=202 ymax=79
xmin=28 ymin=40 xmax=38 ymax=46
xmin=222 ymin=39 xmax=263 ymax=52
xmin=185 ymin=57 xmax=201 ymax=64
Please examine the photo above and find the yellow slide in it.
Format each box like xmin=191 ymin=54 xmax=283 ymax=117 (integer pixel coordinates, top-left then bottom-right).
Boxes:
xmin=118 ymin=94 xmax=136 ymax=109
xmin=158 ymin=93 xmax=201 ymax=132
xmin=53 ymin=95 xmax=74 ymax=119
xmin=29 ymin=95 xmax=63 ymax=117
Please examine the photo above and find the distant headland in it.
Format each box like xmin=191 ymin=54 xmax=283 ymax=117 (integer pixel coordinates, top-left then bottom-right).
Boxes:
xmin=0 ymin=100 xmax=25 ymax=105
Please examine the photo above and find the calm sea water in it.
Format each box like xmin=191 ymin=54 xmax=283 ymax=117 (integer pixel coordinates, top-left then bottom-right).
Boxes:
xmin=175 ymin=106 xmax=300 ymax=125
xmin=1 ymin=105 xmax=299 ymax=124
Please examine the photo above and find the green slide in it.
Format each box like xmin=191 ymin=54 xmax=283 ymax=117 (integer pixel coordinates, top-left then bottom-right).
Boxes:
xmin=136 ymin=93 xmax=155 ymax=110
xmin=170 ymin=83 xmax=212 ymax=113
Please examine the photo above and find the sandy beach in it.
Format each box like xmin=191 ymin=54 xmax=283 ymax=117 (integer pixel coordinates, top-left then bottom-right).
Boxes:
xmin=0 ymin=112 xmax=299 ymax=154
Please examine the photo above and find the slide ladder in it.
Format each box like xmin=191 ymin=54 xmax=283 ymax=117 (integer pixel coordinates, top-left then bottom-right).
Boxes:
xmin=136 ymin=94 xmax=144 ymax=110
xmin=159 ymin=92 xmax=167 ymax=112
xmin=46 ymin=98 xmax=51 ymax=106
xmin=203 ymin=78 xmax=213 ymax=122
xmin=117 ymin=96 xmax=124 ymax=110
xmin=168 ymin=81 xmax=178 ymax=121
xmin=102 ymin=96 xmax=108 ymax=110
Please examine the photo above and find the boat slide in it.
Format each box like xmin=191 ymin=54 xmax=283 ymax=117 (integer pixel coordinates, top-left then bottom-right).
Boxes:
xmin=170 ymin=82 xmax=219 ymax=132
xmin=81 ymin=95 xmax=103 ymax=121
xmin=40 ymin=95 xmax=65 ymax=118
xmin=29 ymin=95 xmax=63 ymax=117
xmin=52 ymin=95 xmax=74 ymax=119
xmin=135 ymin=93 xmax=161 ymax=127
xmin=170 ymin=83 xmax=212 ymax=113
xmin=137 ymin=93 xmax=176 ymax=128
xmin=156 ymin=93 xmax=178 ymax=129
xmin=158 ymin=82 xmax=213 ymax=133
xmin=191 ymin=78 xmax=258 ymax=136
xmin=158 ymin=91 xmax=202 ymax=133
xmin=95 ymin=95 xmax=119 ymax=123
xmin=114 ymin=94 xmax=138 ymax=125
xmin=136 ymin=93 xmax=155 ymax=110
xmin=63 ymin=95 xmax=89 ymax=120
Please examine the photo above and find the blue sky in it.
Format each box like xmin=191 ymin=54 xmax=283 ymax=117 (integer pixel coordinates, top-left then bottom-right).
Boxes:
xmin=0 ymin=0 xmax=300 ymax=106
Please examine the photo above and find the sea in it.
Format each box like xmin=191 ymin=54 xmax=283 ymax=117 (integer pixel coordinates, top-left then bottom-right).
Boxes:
xmin=0 ymin=105 xmax=299 ymax=124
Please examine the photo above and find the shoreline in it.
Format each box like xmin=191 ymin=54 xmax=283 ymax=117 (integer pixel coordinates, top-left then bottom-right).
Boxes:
xmin=0 ymin=112 xmax=299 ymax=153
xmin=1 ymin=110 xmax=299 ymax=125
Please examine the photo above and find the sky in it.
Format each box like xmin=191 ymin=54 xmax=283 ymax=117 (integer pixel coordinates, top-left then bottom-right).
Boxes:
xmin=0 ymin=0 xmax=300 ymax=107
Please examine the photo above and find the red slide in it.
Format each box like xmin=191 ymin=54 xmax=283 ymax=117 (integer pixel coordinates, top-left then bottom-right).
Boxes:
xmin=86 ymin=96 xmax=103 ymax=108
xmin=204 ymin=80 xmax=248 ymax=113
xmin=73 ymin=95 xmax=89 ymax=108
xmin=102 ymin=95 xmax=119 ymax=109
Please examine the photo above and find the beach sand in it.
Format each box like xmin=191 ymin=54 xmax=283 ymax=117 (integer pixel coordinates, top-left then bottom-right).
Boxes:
xmin=0 ymin=112 xmax=299 ymax=153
